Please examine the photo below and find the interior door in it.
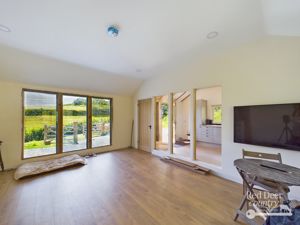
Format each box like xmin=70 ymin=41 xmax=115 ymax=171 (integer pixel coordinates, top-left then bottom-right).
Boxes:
xmin=138 ymin=99 xmax=152 ymax=152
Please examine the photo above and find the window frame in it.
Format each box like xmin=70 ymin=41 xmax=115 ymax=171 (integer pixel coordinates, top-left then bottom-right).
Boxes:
xmin=212 ymin=104 xmax=222 ymax=125
xmin=22 ymin=88 xmax=113 ymax=160
xmin=22 ymin=89 xmax=59 ymax=160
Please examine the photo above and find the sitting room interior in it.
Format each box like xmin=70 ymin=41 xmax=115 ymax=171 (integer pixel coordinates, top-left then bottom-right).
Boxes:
xmin=1 ymin=1 xmax=300 ymax=225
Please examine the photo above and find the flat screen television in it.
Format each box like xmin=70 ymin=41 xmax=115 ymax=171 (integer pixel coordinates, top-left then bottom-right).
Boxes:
xmin=234 ymin=103 xmax=300 ymax=151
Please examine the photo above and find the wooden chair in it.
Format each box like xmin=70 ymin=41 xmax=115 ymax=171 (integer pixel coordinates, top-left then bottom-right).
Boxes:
xmin=234 ymin=150 xmax=291 ymax=223
xmin=242 ymin=149 xmax=282 ymax=193
xmin=242 ymin=149 xmax=282 ymax=163
xmin=242 ymin=149 xmax=290 ymax=203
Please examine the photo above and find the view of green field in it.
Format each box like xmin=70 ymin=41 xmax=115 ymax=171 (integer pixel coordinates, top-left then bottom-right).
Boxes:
xmin=24 ymin=115 xmax=109 ymax=132
xmin=24 ymin=98 xmax=111 ymax=150
xmin=24 ymin=140 xmax=56 ymax=150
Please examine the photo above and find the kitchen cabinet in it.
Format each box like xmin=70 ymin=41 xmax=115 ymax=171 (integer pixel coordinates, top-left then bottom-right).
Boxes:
xmin=196 ymin=98 xmax=221 ymax=144
xmin=197 ymin=125 xmax=221 ymax=144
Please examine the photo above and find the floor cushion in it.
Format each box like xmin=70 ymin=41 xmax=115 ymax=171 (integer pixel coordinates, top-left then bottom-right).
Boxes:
xmin=14 ymin=154 xmax=87 ymax=180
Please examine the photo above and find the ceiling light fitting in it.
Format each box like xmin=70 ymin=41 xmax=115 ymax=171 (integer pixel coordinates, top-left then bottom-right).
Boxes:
xmin=207 ymin=31 xmax=218 ymax=39
xmin=107 ymin=25 xmax=119 ymax=37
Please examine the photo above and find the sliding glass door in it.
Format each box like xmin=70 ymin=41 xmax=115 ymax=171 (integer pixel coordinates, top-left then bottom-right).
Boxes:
xmin=91 ymin=98 xmax=111 ymax=148
xmin=63 ymin=95 xmax=87 ymax=152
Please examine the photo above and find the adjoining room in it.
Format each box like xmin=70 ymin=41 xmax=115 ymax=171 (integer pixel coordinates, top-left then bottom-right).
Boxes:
xmin=195 ymin=86 xmax=222 ymax=166
xmin=173 ymin=91 xmax=191 ymax=157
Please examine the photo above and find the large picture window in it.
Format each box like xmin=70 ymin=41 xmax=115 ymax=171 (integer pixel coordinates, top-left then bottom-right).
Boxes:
xmin=22 ymin=89 xmax=112 ymax=159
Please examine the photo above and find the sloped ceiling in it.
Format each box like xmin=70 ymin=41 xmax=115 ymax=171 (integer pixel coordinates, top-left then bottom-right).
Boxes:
xmin=0 ymin=44 xmax=142 ymax=95
xmin=0 ymin=0 xmax=299 ymax=95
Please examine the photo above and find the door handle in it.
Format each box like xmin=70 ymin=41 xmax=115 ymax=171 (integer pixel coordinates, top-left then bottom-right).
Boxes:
xmin=148 ymin=125 xmax=152 ymax=129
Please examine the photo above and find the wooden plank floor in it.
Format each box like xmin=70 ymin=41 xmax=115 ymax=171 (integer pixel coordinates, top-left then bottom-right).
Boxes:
xmin=0 ymin=149 xmax=245 ymax=225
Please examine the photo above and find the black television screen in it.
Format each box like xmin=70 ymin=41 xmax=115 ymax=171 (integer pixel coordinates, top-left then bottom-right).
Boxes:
xmin=234 ymin=103 xmax=300 ymax=151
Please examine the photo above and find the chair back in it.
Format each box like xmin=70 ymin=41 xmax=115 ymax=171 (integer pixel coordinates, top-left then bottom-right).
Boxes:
xmin=241 ymin=149 xmax=283 ymax=196
xmin=242 ymin=149 xmax=282 ymax=163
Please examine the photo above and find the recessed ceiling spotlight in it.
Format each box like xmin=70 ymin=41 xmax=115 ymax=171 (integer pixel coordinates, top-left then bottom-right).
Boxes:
xmin=0 ymin=24 xmax=11 ymax=33
xmin=107 ymin=25 xmax=119 ymax=37
xmin=207 ymin=31 xmax=218 ymax=39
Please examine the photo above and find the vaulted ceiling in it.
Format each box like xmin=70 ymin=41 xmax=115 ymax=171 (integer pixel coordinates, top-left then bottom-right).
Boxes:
xmin=0 ymin=0 xmax=299 ymax=95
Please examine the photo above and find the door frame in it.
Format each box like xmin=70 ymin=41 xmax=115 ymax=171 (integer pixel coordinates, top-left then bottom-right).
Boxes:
xmin=138 ymin=98 xmax=152 ymax=152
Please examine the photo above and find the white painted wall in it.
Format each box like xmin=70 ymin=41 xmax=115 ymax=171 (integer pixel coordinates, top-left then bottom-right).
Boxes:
xmin=133 ymin=36 xmax=300 ymax=199
xmin=0 ymin=81 xmax=133 ymax=169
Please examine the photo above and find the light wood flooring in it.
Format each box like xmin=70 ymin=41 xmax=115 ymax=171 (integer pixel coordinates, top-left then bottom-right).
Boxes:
xmin=175 ymin=142 xmax=222 ymax=166
xmin=156 ymin=142 xmax=222 ymax=166
xmin=0 ymin=149 xmax=244 ymax=225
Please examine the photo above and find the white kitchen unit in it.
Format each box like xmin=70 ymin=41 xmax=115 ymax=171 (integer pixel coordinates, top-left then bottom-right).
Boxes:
xmin=197 ymin=125 xmax=221 ymax=144
xmin=196 ymin=98 xmax=221 ymax=144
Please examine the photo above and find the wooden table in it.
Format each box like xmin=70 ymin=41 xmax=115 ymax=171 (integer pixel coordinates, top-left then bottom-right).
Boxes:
xmin=234 ymin=159 xmax=300 ymax=224
xmin=235 ymin=159 xmax=300 ymax=186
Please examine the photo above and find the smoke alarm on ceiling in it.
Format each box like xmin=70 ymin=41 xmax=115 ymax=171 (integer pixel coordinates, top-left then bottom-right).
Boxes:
xmin=107 ymin=25 xmax=119 ymax=37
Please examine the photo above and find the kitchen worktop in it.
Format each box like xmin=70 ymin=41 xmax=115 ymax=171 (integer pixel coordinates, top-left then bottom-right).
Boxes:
xmin=203 ymin=124 xmax=222 ymax=127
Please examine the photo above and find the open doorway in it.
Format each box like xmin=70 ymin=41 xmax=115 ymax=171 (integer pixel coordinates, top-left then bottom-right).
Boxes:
xmin=196 ymin=87 xmax=222 ymax=166
xmin=173 ymin=91 xmax=191 ymax=157
xmin=154 ymin=95 xmax=169 ymax=151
